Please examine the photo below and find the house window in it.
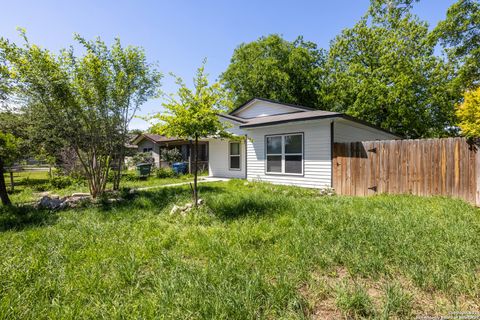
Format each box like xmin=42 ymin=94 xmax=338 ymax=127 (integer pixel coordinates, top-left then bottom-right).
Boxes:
xmin=266 ymin=133 xmax=303 ymax=175
xmin=229 ymin=142 xmax=241 ymax=170
xmin=143 ymin=147 xmax=153 ymax=153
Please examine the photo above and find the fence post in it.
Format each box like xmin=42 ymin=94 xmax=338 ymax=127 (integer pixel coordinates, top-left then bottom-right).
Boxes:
xmin=10 ymin=171 xmax=14 ymax=192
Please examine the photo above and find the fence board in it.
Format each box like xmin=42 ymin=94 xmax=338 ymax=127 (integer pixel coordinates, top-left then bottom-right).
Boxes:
xmin=333 ymin=137 xmax=479 ymax=206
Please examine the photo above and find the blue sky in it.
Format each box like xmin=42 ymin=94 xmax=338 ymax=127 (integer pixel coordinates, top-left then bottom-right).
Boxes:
xmin=1 ymin=0 xmax=455 ymax=130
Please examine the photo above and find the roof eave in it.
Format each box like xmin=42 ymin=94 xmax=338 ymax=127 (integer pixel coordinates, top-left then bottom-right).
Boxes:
xmin=239 ymin=114 xmax=402 ymax=138
xmin=239 ymin=114 xmax=340 ymax=128
xmin=228 ymin=97 xmax=315 ymax=116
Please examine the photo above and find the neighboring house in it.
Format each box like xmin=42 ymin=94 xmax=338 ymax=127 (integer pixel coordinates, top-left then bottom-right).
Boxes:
xmin=131 ymin=133 xmax=208 ymax=170
xmin=206 ymin=98 xmax=399 ymax=188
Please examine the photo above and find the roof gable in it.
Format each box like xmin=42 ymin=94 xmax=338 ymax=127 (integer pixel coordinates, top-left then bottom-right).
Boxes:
xmin=229 ymin=98 xmax=313 ymax=118
xmin=131 ymin=133 xmax=181 ymax=145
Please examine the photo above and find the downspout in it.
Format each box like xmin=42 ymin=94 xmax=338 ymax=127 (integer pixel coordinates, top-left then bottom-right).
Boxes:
xmin=330 ymin=120 xmax=334 ymax=188
xmin=244 ymin=135 xmax=248 ymax=180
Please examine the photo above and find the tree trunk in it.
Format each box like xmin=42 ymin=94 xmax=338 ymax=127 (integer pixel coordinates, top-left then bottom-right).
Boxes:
xmin=113 ymin=149 xmax=124 ymax=191
xmin=0 ymin=158 xmax=12 ymax=206
xmin=193 ymin=137 xmax=199 ymax=207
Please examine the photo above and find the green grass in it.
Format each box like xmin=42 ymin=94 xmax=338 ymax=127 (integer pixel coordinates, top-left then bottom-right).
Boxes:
xmin=0 ymin=180 xmax=479 ymax=319
xmin=4 ymin=170 xmax=202 ymax=204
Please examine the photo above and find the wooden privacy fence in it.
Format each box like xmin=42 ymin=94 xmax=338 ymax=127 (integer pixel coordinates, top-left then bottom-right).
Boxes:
xmin=332 ymin=137 xmax=480 ymax=206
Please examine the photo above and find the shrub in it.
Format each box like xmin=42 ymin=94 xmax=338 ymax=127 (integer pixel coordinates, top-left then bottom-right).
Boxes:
xmin=128 ymin=152 xmax=154 ymax=167
xmin=108 ymin=170 xmax=139 ymax=182
xmin=121 ymin=171 xmax=140 ymax=181
xmin=160 ymin=148 xmax=182 ymax=165
xmin=155 ymin=167 xmax=176 ymax=178
xmin=49 ymin=175 xmax=79 ymax=189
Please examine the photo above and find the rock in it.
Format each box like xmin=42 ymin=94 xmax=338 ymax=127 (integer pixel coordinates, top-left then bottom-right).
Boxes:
xmin=170 ymin=205 xmax=181 ymax=215
xmin=71 ymin=192 xmax=90 ymax=197
xmin=38 ymin=196 xmax=64 ymax=210
xmin=197 ymin=198 xmax=204 ymax=205
xmin=36 ymin=191 xmax=51 ymax=198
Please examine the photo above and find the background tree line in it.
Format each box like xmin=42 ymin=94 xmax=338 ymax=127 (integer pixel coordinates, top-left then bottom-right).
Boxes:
xmin=221 ymin=0 xmax=479 ymax=138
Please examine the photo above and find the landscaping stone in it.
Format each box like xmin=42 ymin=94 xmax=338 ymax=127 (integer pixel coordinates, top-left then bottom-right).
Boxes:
xmin=71 ymin=192 xmax=90 ymax=197
xmin=170 ymin=199 xmax=204 ymax=215
xmin=36 ymin=194 xmax=92 ymax=210
xmin=37 ymin=196 xmax=65 ymax=210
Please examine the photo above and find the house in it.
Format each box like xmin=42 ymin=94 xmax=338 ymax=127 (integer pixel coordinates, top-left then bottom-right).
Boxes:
xmin=206 ymin=98 xmax=399 ymax=188
xmin=131 ymin=133 xmax=208 ymax=170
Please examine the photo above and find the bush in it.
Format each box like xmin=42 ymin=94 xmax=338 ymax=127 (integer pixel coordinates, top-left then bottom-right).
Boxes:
xmin=160 ymin=148 xmax=182 ymax=164
xmin=155 ymin=167 xmax=176 ymax=178
xmin=121 ymin=171 xmax=140 ymax=181
xmin=128 ymin=152 xmax=154 ymax=167
xmin=49 ymin=175 xmax=80 ymax=189
xmin=108 ymin=170 xmax=140 ymax=182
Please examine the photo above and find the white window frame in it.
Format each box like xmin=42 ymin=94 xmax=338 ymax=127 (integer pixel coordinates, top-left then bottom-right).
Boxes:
xmin=265 ymin=133 xmax=304 ymax=176
xmin=229 ymin=142 xmax=241 ymax=171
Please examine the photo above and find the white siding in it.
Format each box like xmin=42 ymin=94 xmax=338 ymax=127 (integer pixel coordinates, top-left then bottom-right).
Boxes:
xmin=233 ymin=100 xmax=305 ymax=118
xmin=208 ymin=138 xmax=246 ymax=179
xmin=245 ymin=119 xmax=332 ymax=188
xmin=207 ymin=118 xmax=247 ymax=178
xmin=334 ymin=119 xmax=398 ymax=142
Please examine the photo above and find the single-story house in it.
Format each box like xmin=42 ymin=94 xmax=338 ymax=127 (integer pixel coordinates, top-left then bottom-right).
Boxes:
xmin=206 ymin=98 xmax=399 ymax=188
xmin=131 ymin=133 xmax=208 ymax=170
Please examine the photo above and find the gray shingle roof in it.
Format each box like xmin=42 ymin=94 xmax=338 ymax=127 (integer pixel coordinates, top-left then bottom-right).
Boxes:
xmin=237 ymin=110 xmax=342 ymax=128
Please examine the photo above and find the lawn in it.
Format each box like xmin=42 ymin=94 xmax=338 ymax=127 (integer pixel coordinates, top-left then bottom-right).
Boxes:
xmin=0 ymin=180 xmax=479 ymax=319
xmin=4 ymin=170 xmax=203 ymax=204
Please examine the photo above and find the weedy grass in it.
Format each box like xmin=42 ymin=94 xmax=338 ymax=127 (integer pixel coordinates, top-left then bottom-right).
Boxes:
xmin=335 ymin=282 xmax=374 ymax=318
xmin=0 ymin=180 xmax=479 ymax=319
xmin=4 ymin=170 xmax=201 ymax=204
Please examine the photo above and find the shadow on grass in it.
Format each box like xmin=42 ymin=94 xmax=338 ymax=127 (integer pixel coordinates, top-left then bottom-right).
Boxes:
xmin=5 ymin=175 xmax=50 ymax=188
xmin=97 ymin=185 xmax=225 ymax=213
xmin=208 ymin=195 xmax=292 ymax=221
xmin=0 ymin=205 xmax=58 ymax=232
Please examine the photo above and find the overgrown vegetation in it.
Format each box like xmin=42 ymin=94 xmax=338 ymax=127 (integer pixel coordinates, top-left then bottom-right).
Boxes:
xmin=3 ymin=170 xmax=200 ymax=204
xmin=0 ymin=180 xmax=478 ymax=318
xmin=0 ymin=31 xmax=162 ymax=199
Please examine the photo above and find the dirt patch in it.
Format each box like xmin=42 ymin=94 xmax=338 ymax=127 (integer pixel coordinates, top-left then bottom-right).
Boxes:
xmin=299 ymin=267 xmax=480 ymax=319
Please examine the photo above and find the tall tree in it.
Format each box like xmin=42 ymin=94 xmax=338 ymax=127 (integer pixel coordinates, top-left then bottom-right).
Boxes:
xmin=150 ymin=62 xmax=233 ymax=206
xmin=433 ymin=0 xmax=480 ymax=90
xmin=324 ymin=1 xmax=457 ymax=138
xmin=0 ymin=133 xmax=21 ymax=205
xmin=0 ymin=31 xmax=161 ymax=198
xmin=220 ymin=34 xmax=327 ymax=109
xmin=456 ymin=86 xmax=480 ymax=139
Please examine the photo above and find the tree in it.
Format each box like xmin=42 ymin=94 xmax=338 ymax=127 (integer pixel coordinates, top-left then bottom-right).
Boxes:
xmin=220 ymin=34 xmax=327 ymax=109
xmin=433 ymin=0 xmax=480 ymax=89
xmin=0 ymin=44 xmax=25 ymax=205
xmin=0 ymin=133 xmax=21 ymax=205
xmin=324 ymin=1 xmax=458 ymax=138
xmin=150 ymin=62 xmax=233 ymax=206
xmin=0 ymin=31 xmax=161 ymax=198
xmin=456 ymin=86 xmax=480 ymax=139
